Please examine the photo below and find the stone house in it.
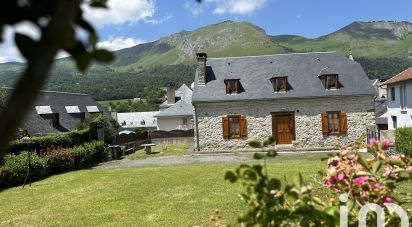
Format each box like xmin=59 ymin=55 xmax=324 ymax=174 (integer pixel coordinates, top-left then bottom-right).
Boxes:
xmin=192 ymin=52 xmax=376 ymax=152
xmin=383 ymin=67 xmax=412 ymax=130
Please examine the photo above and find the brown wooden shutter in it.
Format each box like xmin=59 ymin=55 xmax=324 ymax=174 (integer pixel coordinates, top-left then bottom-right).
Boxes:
xmin=321 ymin=112 xmax=329 ymax=136
xmin=222 ymin=116 xmax=229 ymax=139
xmin=239 ymin=115 xmax=247 ymax=137
xmin=339 ymin=112 xmax=348 ymax=134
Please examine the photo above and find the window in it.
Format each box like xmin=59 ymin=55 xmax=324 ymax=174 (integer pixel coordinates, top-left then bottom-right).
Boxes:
xmin=390 ymin=87 xmax=395 ymax=101
xmin=400 ymin=85 xmax=406 ymax=110
xmin=392 ymin=116 xmax=397 ymax=129
xmin=225 ymin=79 xmax=239 ymax=94
xmin=321 ymin=111 xmax=347 ymax=136
xmin=222 ymin=115 xmax=247 ymax=139
xmin=272 ymin=77 xmax=287 ymax=92
xmin=52 ymin=113 xmax=59 ymax=126
xmin=322 ymin=74 xmax=339 ymax=89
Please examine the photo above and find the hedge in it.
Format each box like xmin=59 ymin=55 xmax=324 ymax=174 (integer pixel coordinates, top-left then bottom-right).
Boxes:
xmin=44 ymin=147 xmax=75 ymax=174
xmin=0 ymin=152 xmax=48 ymax=186
xmin=395 ymin=127 xmax=412 ymax=156
xmin=71 ymin=141 xmax=105 ymax=169
xmin=9 ymin=129 xmax=90 ymax=155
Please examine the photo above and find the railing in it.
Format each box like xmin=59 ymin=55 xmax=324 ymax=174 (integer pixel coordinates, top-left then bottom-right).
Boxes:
xmin=176 ymin=124 xmax=194 ymax=130
xmin=366 ymin=129 xmax=380 ymax=143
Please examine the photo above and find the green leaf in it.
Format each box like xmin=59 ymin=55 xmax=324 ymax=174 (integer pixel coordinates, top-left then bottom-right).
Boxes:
xmin=15 ymin=33 xmax=35 ymax=60
xmin=248 ymin=139 xmax=261 ymax=148
xmin=253 ymin=153 xmax=263 ymax=160
xmin=357 ymin=155 xmax=370 ymax=171
xmin=224 ymin=171 xmax=237 ymax=183
xmin=293 ymin=173 xmax=303 ymax=188
xmin=94 ymin=49 xmax=114 ymax=62
xmin=372 ymin=161 xmax=383 ymax=174
xmin=89 ymin=0 xmax=108 ymax=8
xmin=74 ymin=52 xmax=91 ymax=72
xmin=263 ymin=137 xmax=275 ymax=146
xmin=269 ymin=178 xmax=282 ymax=190
xmin=266 ymin=150 xmax=277 ymax=158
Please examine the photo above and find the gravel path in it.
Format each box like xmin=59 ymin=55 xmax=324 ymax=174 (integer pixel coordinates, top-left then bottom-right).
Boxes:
xmin=94 ymin=153 xmax=259 ymax=169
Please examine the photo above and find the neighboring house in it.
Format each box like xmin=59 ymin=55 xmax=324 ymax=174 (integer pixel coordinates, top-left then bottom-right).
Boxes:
xmin=155 ymin=84 xmax=194 ymax=131
xmin=4 ymin=88 xmax=104 ymax=136
xmin=192 ymin=52 xmax=376 ymax=152
xmin=383 ymin=67 xmax=412 ymax=130
xmin=371 ymin=79 xmax=388 ymax=131
xmin=116 ymin=111 xmax=160 ymax=131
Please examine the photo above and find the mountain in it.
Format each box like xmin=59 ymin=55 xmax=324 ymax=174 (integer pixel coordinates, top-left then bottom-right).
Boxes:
xmin=1 ymin=20 xmax=412 ymax=101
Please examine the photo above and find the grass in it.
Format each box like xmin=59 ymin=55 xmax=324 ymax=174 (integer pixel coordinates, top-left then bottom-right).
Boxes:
xmin=125 ymin=143 xmax=190 ymax=160
xmin=0 ymin=153 xmax=410 ymax=226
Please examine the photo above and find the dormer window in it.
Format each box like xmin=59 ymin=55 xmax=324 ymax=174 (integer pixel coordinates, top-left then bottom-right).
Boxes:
xmin=272 ymin=77 xmax=288 ymax=92
xmin=323 ymin=74 xmax=339 ymax=89
xmin=225 ymin=79 xmax=239 ymax=94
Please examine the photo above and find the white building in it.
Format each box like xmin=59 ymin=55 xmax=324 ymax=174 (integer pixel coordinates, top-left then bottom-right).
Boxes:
xmin=384 ymin=67 xmax=412 ymax=130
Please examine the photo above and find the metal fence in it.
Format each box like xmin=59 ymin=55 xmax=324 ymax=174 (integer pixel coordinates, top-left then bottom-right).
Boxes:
xmin=366 ymin=129 xmax=380 ymax=144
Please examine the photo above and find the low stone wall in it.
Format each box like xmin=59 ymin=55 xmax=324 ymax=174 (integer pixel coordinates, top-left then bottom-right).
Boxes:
xmin=194 ymin=96 xmax=375 ymax=152
xmin=151 ymin=137 xmax=194 ymax=146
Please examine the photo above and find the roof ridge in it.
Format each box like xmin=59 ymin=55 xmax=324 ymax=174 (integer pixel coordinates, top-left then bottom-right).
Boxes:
xmin=3 ymin=87 xmax=89 ymax=96
xmin=383 ymin=66 xmax=412 ymax=85
xmin=208 ymin=51 xmax=337 ymax=60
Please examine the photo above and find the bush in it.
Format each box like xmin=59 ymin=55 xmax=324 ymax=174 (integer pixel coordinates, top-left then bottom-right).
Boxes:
xmin=395 ymin=127 xmax=412 ymax=155
xmin=43 ymin=147 xmax=74 ymax=174
xmin=71 ymin=141 xmax=105 ymax=169
xmin=9 ymin=129 xmax=90 ymax=155
xmin=0 ymin=152 xmax=48 ymax=186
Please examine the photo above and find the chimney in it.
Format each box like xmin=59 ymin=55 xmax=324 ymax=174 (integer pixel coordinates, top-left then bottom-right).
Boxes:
xmin=196 ymin=52 xmax=207 ymax=85
xmin=166 ymin=82 xmax=175 ymax=104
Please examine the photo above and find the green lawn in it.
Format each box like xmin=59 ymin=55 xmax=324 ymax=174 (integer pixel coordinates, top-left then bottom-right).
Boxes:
xmin=125 ymin=144 xmax=189 ymax=160
xmin=0 ymin=153 xmax=410 ymax=226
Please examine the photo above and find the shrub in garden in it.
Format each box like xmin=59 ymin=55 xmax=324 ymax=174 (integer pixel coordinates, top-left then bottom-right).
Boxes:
xmin=395 ymin=127 xmax=412 ymax=156
xmin=222 ymin=137 xmax=412 ymax=226
xmin=9 ymin=129 xmax=90 ymax=154
xmin=43 ymin=147 xmax=74 ymax=174
xmin=0 ymin=151 xmax=48 ymax=186
xmin=71 ymin=140 xmax=105 ymax=169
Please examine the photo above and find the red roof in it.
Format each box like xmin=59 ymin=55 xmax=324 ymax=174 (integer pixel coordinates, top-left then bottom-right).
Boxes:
xmin=383 ymin=66 xmax=412 ymax=85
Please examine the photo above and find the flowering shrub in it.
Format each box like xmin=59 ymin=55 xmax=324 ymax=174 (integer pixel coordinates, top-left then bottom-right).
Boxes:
xmin=222 ymin=137 xmax=412 ymax=226
xmin=43 ymin=147 xmax=74 ymax=174
xmin=323 ymin=138 xmax=412 ymax=206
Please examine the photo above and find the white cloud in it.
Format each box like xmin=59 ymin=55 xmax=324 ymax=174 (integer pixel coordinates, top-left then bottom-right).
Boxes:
xmin=184 ymin=1 xmax=204 ymax=16
xmin=0 ymin=22 xmax=40 ymax=63
xmin=82 ymin=0 xmax=156 ymax=28
xmin=97 ymin=37 xmax=145 ymax=51
xmin=205 ymin=0 xmax=268 ymax=15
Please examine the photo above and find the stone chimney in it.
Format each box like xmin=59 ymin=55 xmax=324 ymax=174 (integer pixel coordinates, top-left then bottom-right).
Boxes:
xmin=166 ymin=83 xmax=175 ymax=104
xmin=196 ymin=52 xmax=207 ymax=85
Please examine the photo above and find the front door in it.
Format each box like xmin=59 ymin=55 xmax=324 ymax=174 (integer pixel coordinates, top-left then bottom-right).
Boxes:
xmin=272 ymin=113 xmax=294 ymax=144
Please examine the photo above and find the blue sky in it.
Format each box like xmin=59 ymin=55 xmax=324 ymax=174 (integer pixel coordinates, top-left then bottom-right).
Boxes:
xmin=1 ymin=0 xmax=412 ymax=63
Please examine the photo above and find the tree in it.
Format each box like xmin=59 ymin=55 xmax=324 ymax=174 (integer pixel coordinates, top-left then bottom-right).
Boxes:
xmin=0 ymin=0 xmax=114 ymax=158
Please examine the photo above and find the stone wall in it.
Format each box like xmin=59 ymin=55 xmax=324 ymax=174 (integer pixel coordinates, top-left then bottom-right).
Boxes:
xmin=194 ymin=96 xmax=375 ymax=152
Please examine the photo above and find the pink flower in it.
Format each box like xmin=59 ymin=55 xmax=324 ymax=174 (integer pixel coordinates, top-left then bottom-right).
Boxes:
xmin=383 ymin=197 xmax=393 ymax=203
xmin=406 ymin=166 xmax=412 ymax=176
xmin=371 ymin=183 xmax=381 ymax=189
xmin=323 ymin=176 xmax=336 ymax=187
xmin=327 ymin=157 xmax=340 ymax=167
xmin=337 ymin=172 xmax=346 ymax=180
xmin=340 ymin=149 xmax=348 ymax=156
xmin=368 ymin=138 xmax=377 ymax=146
xmin=381 ymin=139 xmax=390 ymax=150
xmin=383 ymin=164 xmax=399 ymax=179
xmin=353 ymin=176 xmax=369 ymax=187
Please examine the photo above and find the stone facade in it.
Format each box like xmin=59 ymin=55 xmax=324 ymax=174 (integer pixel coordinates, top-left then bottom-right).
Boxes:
xmin=194 ymin=96 xmax=375 ymax=152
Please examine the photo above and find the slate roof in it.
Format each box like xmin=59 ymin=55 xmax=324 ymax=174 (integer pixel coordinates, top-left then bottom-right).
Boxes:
xmin=155 ymin=100 xmax=193 ymax=118
xmin=116 ymin=111 xmax=160 ymax=129
xmin=382 ymin=66 xmax=412 ymax=85
xmin=4 ymin=88 xmax=105 ymax=136
xmin=192 ymin=52 xmax=376 ymax=103
xmin=175 ymin=84 xmax=193 ymax=103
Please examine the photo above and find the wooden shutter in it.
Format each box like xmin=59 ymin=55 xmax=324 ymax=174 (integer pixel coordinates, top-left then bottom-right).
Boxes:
xmin=339 ymin=112 xmax=348 ymax=134
xmin=321 ymin=112 xmax=328 ymax=136
xmin=222 ymin=116 xmax=229 ymax=139
xmin=239 ymin=115 xmax=247 ymax=137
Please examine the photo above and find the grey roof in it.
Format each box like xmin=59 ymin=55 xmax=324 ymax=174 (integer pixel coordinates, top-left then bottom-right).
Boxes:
xmin=175 ymin=84 xmax=192 ymax=103
xmin=155 ymin=100 xmax=193 ymax=118
xmin=192 ymin=52 xmax=377 ymax=103
xmin=4 ymin=88 xmax=106 ymax=136
xmin=116 ymin=111 xmax=160 ymax=128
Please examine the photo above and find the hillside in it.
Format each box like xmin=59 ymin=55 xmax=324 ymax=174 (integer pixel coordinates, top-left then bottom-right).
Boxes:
xmin=1 ymin=20 xmax=412 ymax=101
